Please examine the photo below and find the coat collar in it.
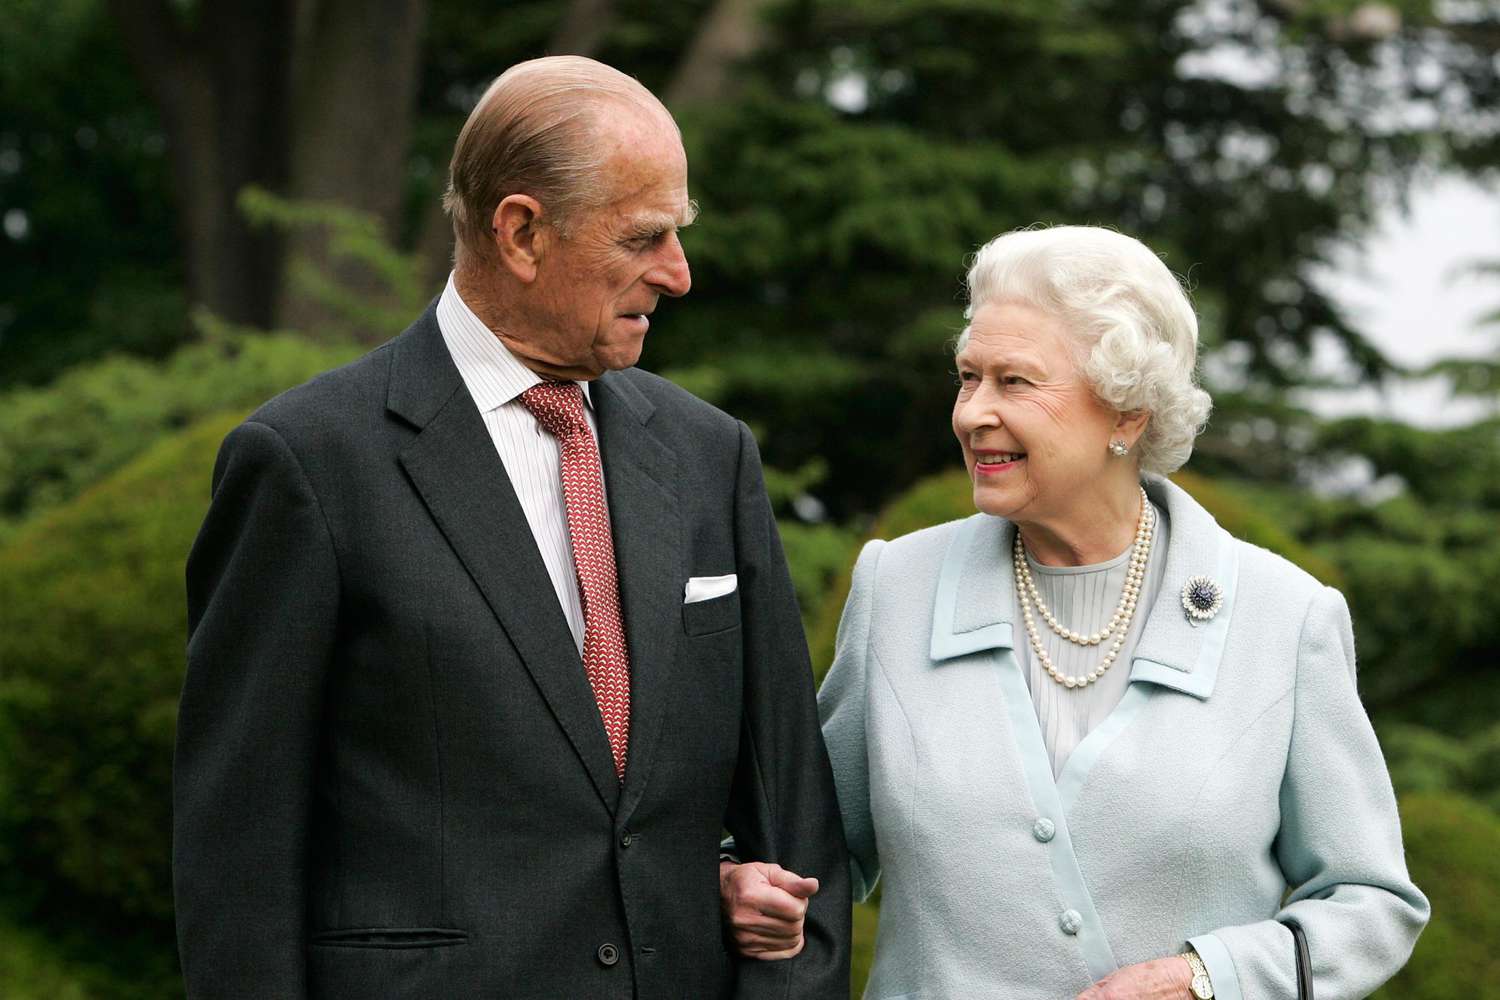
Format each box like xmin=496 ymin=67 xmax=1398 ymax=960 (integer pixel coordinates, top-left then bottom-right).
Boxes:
xmin=928 ymin=476 xmax=1239 ymax=700
xmin=387 ymin=307 xmax=681 ymax=815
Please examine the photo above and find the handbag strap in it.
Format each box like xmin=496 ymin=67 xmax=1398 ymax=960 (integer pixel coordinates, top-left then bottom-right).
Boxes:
xmin=1279 ymin=916 xmax=1314 ymax=1000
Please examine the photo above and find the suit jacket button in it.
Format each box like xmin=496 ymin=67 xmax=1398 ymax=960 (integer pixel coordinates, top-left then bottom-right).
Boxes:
xmin=597 ymin=942 xmax=620 ymax=966
xmin=620 ymin=832 xmax=633 ymax=848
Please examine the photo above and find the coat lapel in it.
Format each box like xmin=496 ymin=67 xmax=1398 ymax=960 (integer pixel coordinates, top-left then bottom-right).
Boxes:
xmin=388 ymin=308 xmax=621 ymax=813
xmin=925 ymin=477 xmax=1239 ymax=700
xmin=591 ymin=371 xmax=684 ymax=820
xmin=1127 ymin=476 xmax=1239 ymax=700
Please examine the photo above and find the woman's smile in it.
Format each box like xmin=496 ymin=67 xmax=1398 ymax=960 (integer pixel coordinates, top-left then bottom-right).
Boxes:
xmin=972 ymin=450 xmax=1027 ymax=475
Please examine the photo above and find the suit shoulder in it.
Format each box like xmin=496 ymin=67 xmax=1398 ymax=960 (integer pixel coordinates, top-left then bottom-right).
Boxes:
xmin=617 ymin=367 xmax=739 ymax=433
xmin=1231 ymin=536 xmax=1330 ymax=611
xmin=245 ymin=341 xmax=395 ymax=445
xmin=870 ymin=516 xmax=975 ymax=581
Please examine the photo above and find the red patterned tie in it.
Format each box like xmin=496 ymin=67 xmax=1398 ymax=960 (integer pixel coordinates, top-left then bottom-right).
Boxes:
xmin=519 ymin=381 xmax=631 ymax=780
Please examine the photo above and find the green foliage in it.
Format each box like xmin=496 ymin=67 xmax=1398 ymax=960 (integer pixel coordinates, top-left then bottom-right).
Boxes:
xmin=0 ymin=413 xmax=241 ymax=935
xmin=777 ymin=520 xmax=861 ymax=632
xmin=238 ymin=186 xmax=431 ymax=342
xmin=634 ymin=0 xmax=1500 ymax=520
xmin=0 ymin=325 xmax=360 ymax=544
xmin=850 ymin=898 xmax=879 ymax=998
xmin=1371 ymin=793 xmax=1500 ymax=1000
xmin=1382 ymin=724 xmax=1500 ymax=813
xmin=0 ymin=0 xmax=184 ymax=387
xmin=0 ymin=915 xmax=94 ymax=1000
xmin=0 ymin=908 xmax=180 ymax=1000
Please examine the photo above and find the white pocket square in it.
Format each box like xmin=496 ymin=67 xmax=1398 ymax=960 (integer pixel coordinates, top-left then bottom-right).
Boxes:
xmin=684 ymin=573 xmax=738 ymax=604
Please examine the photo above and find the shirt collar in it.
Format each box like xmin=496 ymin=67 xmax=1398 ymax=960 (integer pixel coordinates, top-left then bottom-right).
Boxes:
xmin=435 ymin=272 xmax=594 ymax=413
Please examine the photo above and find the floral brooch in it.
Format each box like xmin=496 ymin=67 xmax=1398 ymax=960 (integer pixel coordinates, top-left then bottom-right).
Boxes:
xmin=1180 ymin=575 xmax=1224 ymax=623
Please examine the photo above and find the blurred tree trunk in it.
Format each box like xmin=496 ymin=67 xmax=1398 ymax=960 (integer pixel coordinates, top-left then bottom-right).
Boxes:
xmin=108 ymin=0 xmax=427 ymax=338
xmin=278 ymin=0 xmax=428 ymax=337
xmin=549 ymin=0 xmax=616 ymax=58
xmin=107 ymin=0 xmax=295 ymax=328
xmin=663 ymin=0 xmax=769 ymax=108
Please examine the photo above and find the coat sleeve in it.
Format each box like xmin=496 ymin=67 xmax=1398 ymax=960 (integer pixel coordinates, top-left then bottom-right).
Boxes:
xmin=1188 ymin=585 xmax=1429 ymax=1000
xmin=723 ymin=421 xmax=852 ymax=1000
xmin=817 ymin=538 xmax=884 ymax=902
xmin=175 ymin=419 xmax=340 ymax=999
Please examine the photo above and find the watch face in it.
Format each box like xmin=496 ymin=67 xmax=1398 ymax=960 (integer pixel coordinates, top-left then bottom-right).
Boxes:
xmin=1191 ymin=972 xmax=1214 ymax=999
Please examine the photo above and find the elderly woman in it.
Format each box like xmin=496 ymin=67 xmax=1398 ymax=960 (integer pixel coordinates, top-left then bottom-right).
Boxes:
xmin=719 ymin=226 xmax=1427 ymax=998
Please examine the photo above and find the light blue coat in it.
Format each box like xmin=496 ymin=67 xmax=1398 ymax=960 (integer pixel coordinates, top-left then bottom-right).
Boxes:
xmin=823 ymin=476 xmax=1428 ymax=999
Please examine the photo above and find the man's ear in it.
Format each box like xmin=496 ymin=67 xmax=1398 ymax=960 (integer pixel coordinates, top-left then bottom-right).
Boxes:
xmin=491 ymin=194 xmax=548 ymax=283
xmin=1114 ymin=408 xmax=1150 ymax=451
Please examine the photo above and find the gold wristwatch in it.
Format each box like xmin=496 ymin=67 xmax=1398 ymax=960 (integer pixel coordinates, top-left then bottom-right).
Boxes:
xmin=1182 ymin=949 xmax=1214 ymax=999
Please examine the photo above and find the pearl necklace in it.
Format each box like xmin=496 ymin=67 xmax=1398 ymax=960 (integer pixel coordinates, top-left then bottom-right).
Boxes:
xmin=1013 ymin=486 xmax=1155 ymax=689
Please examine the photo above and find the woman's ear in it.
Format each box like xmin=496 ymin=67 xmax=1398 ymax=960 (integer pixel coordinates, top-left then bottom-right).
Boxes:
xmin=491 ymin=194 xmax=547 ymax=283
xmin=1114 ymin=409 xmax=1151 ymax=450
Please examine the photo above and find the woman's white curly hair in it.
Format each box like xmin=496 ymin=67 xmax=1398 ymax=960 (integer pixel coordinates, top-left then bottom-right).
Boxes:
xmin=958 ymin=225 xmax=1213 ymax=476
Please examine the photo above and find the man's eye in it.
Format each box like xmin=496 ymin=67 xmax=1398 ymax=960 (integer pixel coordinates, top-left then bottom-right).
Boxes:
xmin=1002 ymin=375 xmax=1030 ymax=386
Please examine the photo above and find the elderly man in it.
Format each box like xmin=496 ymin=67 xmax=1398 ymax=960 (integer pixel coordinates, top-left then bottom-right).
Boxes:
xmin=175 ymin=56 xmax=849 ymax=998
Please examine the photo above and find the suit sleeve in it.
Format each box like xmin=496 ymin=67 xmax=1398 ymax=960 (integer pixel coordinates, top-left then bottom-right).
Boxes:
xmin=1187 ymin=586 xmax=1429 ymax=1000
xmin=818 ymin=539 xmax=884 ymax=902
xmin=723 ymin=421 xmax=852 ymax=1000
xmin=175 ymin=420 xmax=340 ymax=999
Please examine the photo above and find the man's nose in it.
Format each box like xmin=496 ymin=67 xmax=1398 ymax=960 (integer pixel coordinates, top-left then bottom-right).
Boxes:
xmin=649 ymin=233 xmax=692 ymax=298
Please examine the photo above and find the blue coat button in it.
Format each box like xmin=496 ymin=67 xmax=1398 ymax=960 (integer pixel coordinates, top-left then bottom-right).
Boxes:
xmin=1059 ymin=910 xmax=1083 ymax=935
xmin=1033 ymin=818 xmax=1056 ymax=842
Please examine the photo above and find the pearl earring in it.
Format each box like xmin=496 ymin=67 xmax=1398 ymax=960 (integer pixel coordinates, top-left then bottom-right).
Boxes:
xmin=1108 ymin=440 xmax=1130 ymax=457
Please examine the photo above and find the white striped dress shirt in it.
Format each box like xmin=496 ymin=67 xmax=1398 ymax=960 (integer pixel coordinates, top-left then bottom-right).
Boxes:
xmin=436 ymin=273 xmax=603 ymax=656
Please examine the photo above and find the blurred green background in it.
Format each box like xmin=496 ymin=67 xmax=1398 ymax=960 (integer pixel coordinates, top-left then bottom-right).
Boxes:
xmin=2 ymin=0 xmax=1498 ymax=996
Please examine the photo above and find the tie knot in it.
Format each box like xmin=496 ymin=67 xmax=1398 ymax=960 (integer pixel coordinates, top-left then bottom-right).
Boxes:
xmin=520 ymin=380 xmax=589 ymax=439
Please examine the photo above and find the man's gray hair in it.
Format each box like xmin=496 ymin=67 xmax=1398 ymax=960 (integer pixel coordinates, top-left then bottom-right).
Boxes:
xmin=444 ymin=56 xmax=672 ymax=258
xmin=958 ymin=225 xmax=1213 ymax=476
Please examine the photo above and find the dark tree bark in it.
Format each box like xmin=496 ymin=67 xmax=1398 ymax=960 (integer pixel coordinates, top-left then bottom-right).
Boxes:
xmin=107 ymin=0 xmax=296 ymax=327
xmin=108 ymin=0 xmax=427 ymax=337
xmin=662 ymin=0 xmax=769 ymax=109
xmin=277 ymin=0 xmax=428 ymax=335
xmin=548 ymin=0 xmax=615 ymax=58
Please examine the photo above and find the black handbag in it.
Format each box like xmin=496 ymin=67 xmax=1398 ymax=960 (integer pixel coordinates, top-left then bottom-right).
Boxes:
xmin=1279 ymin=917 xmax=1314 ymax=999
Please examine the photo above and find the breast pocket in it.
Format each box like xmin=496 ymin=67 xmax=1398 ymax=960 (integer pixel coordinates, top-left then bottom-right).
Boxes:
xmin=682 ymin=590 xmax=741 ymax=637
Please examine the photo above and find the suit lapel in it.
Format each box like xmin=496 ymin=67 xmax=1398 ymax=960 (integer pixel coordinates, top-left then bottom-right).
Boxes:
xmin=388 ymin=309 xmax=621 ymax=813
xmin=592 ymin=371 xmax=684 ymax=820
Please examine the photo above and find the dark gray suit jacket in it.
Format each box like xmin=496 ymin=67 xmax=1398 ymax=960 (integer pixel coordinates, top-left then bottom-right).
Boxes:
xmin=175 ymin=305 xmax=851 ymax=998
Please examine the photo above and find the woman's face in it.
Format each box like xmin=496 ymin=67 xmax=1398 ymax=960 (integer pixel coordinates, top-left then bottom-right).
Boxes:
xmin=952 ymin=301 xmax=1122 ymax=523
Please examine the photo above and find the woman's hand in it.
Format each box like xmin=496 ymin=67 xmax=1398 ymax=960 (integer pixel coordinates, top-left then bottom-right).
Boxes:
xmin=1075 ymin=955 xmax=1195 ymax=999
xmin=718 ymin=860 xmax=820 ymax=960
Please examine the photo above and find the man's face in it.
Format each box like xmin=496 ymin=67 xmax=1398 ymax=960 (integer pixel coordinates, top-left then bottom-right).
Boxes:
xmin=519 ymin=113 xmax=694 ymax=380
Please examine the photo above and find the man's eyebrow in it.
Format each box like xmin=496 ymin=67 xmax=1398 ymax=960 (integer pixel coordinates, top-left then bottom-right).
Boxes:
xmin=626 ymin=201 xmax=700 ymax=236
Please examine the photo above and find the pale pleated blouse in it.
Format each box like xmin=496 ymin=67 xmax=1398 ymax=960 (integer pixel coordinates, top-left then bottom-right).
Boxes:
xmin=1014 ymin=503 xmax=1171 ymax=776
